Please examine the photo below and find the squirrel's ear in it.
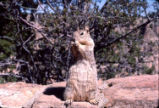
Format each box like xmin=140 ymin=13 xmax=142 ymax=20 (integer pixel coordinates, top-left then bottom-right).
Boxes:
xmin=85 ymin=26 xmax=89 ymax=32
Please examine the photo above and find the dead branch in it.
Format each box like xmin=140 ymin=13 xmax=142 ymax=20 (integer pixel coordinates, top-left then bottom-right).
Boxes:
xmin=95 ymin=18 xmax=154 ymax=51
xmin=0 ymin=36 xmax=14 ymax=42
xmin=19 ymin=16 xmax=54 ymax=45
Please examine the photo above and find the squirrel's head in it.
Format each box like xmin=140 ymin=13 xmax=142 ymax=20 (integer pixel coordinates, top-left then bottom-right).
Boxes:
xmin=73 ymin=26 xmax=90 ymax=40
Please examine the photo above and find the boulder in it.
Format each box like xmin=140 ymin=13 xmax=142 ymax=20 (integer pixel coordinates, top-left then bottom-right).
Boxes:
xmin=102 ymin=74 xmax=159 ymax=108
xmin=0 ymin=75 xmax=158 ymax=108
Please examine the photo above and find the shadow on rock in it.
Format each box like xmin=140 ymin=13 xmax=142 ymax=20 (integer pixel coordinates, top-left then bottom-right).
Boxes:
xmin=43 ymin=87 xmax=65 ymax=100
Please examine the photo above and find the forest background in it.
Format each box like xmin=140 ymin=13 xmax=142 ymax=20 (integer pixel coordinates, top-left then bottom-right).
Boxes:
xmin=0 ymin=0 xmax=158 ymax=84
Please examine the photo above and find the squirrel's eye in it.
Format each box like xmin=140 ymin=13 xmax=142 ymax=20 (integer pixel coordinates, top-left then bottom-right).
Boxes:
xmin=80 ymin=32 xmax=84 ymax=36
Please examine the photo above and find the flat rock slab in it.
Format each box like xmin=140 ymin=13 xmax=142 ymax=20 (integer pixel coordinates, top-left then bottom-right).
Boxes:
xmin=103 ymin=74 xmax=159 ymax=108
xmin=0 ymin=75 xmax=158 ymax=108
xmin=0 ymin=82 xmax=44 ymax=108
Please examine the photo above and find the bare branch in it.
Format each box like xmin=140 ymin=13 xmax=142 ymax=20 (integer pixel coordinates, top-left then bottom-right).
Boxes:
xmin=0 ymin=36 xmax=14 ymax=42
xmin=19 ymin=16 xmax=54 ymax=45
xmin=46 ymin=0 xmax=56 ymax=12
xmin=95 ymin=18 xmax=154 ymax=51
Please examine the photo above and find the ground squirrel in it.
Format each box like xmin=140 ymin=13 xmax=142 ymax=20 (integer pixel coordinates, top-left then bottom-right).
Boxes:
xmin=64 ymin=26 xmax=98 ymax=105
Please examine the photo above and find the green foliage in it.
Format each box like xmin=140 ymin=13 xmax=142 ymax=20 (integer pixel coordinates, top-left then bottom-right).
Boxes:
xmin=143 ymin=65 xmax=155 ymax=75
xmin=0 ymin=76 xmax=18 ymax=84
xmin=6 ymin=76 xmax=18 ymax=82
xmin=0 ymin=0 xmax=157 ymax=84
xmin=127 ymin=56 xmax=136 ymax=65
xmin=0 ymin=77 xmax=5 ymax=84
xmin=0 ymin=39 xmax=14 ymax=60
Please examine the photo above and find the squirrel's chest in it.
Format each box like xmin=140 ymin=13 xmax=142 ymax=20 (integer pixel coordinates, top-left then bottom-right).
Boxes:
xmin=70 ymin=60 xmax=97 ymax=82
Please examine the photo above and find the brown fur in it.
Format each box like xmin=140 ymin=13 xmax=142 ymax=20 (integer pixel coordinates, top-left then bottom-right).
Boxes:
xmin=64 ymin=26 xmax=98 ymax=103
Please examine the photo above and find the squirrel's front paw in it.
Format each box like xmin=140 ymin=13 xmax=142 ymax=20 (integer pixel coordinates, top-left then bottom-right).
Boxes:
xmin=71 ymin=41 xmax=75 ymax=45
xmin=75 ymin=40 xmax=80 ymax=46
